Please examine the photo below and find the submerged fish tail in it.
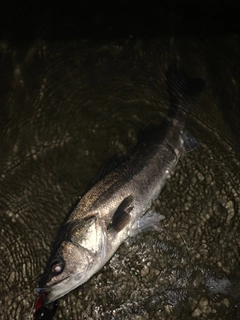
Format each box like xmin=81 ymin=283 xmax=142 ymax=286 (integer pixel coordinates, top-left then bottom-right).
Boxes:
xmin=166 ymin=66 xmax=205 ymax=124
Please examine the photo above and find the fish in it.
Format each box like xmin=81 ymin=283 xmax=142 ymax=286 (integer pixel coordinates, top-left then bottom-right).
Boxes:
xmin=36 ymin=66 xmax=205 ymax=305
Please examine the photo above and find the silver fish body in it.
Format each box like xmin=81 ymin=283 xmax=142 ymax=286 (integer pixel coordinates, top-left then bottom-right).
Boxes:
xmin=37 ymin=67 xmax=204 ymax=304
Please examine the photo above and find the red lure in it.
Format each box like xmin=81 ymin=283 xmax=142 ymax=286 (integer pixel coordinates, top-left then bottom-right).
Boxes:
xmin=34 ymin=293 xmax=57 ymax=320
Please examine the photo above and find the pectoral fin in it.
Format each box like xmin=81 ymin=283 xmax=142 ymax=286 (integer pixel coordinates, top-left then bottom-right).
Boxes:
xmin=129 ymin=210 xmax=165 ymax=237
xmin=107 ymin=195 xmax=134 ymax=232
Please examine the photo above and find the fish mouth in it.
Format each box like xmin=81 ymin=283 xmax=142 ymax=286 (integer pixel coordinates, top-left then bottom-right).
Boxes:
xmin=42 ymin=291 xmax=60 ymax=305
xmin=42 ymin=271 xmax=90 ymax=304
xmin=36 ymin=275 xmax=70 ymax=304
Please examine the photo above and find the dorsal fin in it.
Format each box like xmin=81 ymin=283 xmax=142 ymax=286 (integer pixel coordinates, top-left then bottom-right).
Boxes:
xmin=83 ymin=155 xmax=127 ymax=196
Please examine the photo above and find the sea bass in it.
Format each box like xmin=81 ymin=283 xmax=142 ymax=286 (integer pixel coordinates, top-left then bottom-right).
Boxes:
xmin=37 ymin=67 xmax=204 ymax=305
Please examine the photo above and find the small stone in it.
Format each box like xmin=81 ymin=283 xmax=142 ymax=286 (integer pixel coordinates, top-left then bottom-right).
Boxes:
xmin=222 ymin=298 xmax=229 ymax=308
xmin=192 ymin=308 xmax=202 ymax=317
xmin=141 ymin=266 xmax=150 ymax=277
xmin=199 ymin=297 xmax=208 ymax=308
xmin=197 ymin=172 xmax=204 ymax=181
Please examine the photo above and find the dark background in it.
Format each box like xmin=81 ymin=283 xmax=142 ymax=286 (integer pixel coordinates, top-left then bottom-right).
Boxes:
xmin=1 ymin=2 xmax=240 ymax=40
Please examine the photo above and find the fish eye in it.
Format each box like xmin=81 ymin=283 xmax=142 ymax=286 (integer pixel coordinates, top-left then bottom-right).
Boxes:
xmin=50 ymin=259 xmax=64 ymax=275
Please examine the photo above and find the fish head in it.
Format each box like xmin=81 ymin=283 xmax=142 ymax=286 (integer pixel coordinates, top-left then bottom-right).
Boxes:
xmin=37 ymin=215 xmax=107 ymax=304
xmin=37 ymin=241 xmax=90 ymax=304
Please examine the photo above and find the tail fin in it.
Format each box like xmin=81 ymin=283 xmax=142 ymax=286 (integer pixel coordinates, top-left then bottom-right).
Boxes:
xmin=166 ymin=66 xmax=205 ymax=123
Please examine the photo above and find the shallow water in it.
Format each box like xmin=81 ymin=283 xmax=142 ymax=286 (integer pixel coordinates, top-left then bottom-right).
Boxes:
xmin=0 ymin=36 xmax=239 ymax=319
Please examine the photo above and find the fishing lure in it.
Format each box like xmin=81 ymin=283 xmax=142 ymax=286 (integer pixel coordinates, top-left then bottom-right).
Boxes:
xmin=34 ymin=293 xmax=57 ymax=320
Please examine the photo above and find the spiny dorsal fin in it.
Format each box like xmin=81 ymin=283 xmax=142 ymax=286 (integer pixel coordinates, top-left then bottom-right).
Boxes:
xmin=107 ymin=195 xmax=134 ymax=232
xmin=84 ymin=155 xmax=128 ymax=195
